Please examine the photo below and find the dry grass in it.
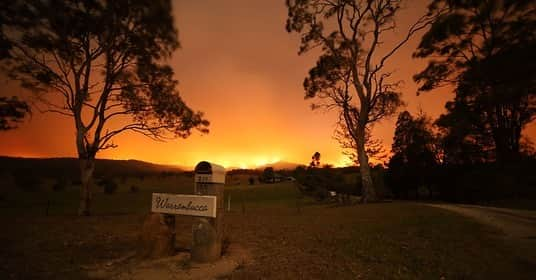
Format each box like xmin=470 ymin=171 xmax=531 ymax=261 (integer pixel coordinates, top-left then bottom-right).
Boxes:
xmin=1 ymin=178 xmax=534 ymax=279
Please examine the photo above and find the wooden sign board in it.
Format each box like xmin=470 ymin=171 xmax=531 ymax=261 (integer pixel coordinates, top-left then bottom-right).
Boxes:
xmin=151 ymin=193 xmax=217 ymax=218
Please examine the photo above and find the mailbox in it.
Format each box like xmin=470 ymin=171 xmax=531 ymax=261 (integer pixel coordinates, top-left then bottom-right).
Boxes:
xmin=194 ymin=161 xmax=226 ymax=193
xmin=192 ymin=161 xmax=226 ymax=262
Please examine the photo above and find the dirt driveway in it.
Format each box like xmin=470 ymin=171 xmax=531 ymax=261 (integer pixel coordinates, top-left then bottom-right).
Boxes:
xmin=424 ymin=204 xmax=536 ymax=239
xmin=425 ymin=203 xmax=536 ymax=264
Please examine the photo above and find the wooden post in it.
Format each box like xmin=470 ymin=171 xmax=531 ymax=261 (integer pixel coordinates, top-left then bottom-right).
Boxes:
xmin=241 ymin=189 xmax=246 ymax=214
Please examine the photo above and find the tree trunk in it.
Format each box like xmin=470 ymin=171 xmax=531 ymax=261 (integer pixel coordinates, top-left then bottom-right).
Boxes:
xmin=78 ymin=158 xmax=95 ymax=216
xmin=491 ymin=104 xmax=522 ymax=164
xmin=356 ymin=129 xmax=376 ymax=203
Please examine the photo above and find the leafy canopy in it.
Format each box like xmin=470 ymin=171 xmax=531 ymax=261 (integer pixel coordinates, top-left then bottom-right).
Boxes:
xmin=0 ymin=0 xmax=208 ymax=156
xmin=414 ymin=0 xmax=535 ymax=162
xmin=0 ymin=96 xmax=30 ymax=130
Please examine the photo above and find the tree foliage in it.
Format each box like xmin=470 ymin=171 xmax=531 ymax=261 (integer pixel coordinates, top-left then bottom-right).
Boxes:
xmin=0 ymin=0 xmax=209 ymax=157
xmin=0 ymin=96 xmax=30 ymax=130
xmin=414 ymin=0 xmax=536 ymax=163
xmin=391 ymin=111 xmax=438 ymax=165
xmin=0 ymin=0 xmax=208 ymax=215
xmin=435 ymin=96 xmax=495 ymax=165
xmin=334 ymin=116 xmax=388 ymax=165
xmin=387 ymin=111 xmax=438 ymax=198
xmin=261 ymin=167 xmax=275 ymax=183
xmin=286 ymin=0 xmax=435 ymax=202
xmin=309 ymin=151 xmax=321 ymax=168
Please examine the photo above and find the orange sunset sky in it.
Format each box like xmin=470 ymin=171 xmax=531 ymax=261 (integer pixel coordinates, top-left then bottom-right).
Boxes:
xmin=1 ymin=0 xmax=535 ymax=169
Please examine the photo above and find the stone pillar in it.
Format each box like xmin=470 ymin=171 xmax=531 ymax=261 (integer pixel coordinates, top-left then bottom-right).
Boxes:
xmin=191 ymin=183 xmax=224 ymax=262
xmin=139 ymin=213 xmax=176 ymax=259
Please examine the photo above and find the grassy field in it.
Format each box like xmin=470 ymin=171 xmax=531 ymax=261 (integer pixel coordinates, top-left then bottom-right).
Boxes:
xmin=1 ymin=176 xmax=534 ymax=279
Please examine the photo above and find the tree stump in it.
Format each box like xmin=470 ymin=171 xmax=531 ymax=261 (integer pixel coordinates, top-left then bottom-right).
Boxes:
xmin=139 ymin=213 xmax=175 ymax=259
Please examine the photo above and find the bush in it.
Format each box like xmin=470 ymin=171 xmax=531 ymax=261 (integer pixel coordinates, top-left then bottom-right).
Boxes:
xmin=313 ymin=188 xmax=328 ymax=201
xmin=130 ymin=185 xmax=139 ymax=193
xmin=261 ymin=167 xmax=275 ymax=183
xmin=13 ymin=170 xmax=42 ymax=192
xmin=52 ymin=177 xmax=68 ymax=192
xmin=386 ymin=158 xmax=536 ymax=202
xmin=294 ymin=167 xmax=346 ymax=201
xmin=98 ymin=178 xmax=118 ymax=194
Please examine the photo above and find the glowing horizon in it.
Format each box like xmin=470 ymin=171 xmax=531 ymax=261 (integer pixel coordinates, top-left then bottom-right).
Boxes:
xmin=1 ymin=0 xmax=535 ymax=169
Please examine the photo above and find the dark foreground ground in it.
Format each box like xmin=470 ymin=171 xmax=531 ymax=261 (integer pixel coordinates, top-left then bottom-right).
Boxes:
xmin=1 ymin=180 xmax=535 ymax=279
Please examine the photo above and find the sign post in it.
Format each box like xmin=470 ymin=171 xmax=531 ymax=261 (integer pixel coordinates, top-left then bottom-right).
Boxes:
xmin=145 ymin=161 xmax=225 ymax=262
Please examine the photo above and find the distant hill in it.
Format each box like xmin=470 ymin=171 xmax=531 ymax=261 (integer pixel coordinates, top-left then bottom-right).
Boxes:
xmin=256 ymin=161 xmax=303 ymax=171
xmin=0 ymin=156 xmax=184 ymax=180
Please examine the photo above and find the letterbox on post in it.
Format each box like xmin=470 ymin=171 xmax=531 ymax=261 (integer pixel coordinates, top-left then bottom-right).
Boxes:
xmin=191 ymin=161 xmax=225 ymax=262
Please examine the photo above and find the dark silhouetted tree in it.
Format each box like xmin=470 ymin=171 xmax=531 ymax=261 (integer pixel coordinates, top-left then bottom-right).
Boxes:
xmin=0 ymin=96 xmax=30 ymax=130
xmin=435 ymin=97 xmax=494 ymax=165
xmin=0 ymin=1 xmax=13 ymax=59
xmin=414 ymin=0 xmax=536 ymax=163
xmin=262 ymin=167 xmax=275 ymax=183
xmin=0 ymin=3 xmax=30 ymax=130
xmin=520 ymin=136 xmax=536 ymax=158
xmin=286 ymin=0 xmax=438 ymax=202
xmin=334 ymin=116 xmax=387 ymax=166
xmin=388 ymin=111 xmax=438 ymax=198
xmin=0 ymin=1 xmax=209 ymax=215
xmin=310 ymin=152 xmax=321 ymax=168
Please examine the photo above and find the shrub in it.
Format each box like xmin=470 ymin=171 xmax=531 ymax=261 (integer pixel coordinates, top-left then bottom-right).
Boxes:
xmin=261 ymin=167 xmax=275 ymax=183
xmin=13 ymin=170 xmax=42 ymax=192
xmin=313 ymin=188 xmax=328 ymax=201
xmin=293 ymin=166 xmax=351 ymax=202
xmin=52 ymin=177 xmax=68 ymax=192
xmin=99 ymin=178 xmax=118 ymax=194
xmin=130 ymin=185 xmax=139 ymax=193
